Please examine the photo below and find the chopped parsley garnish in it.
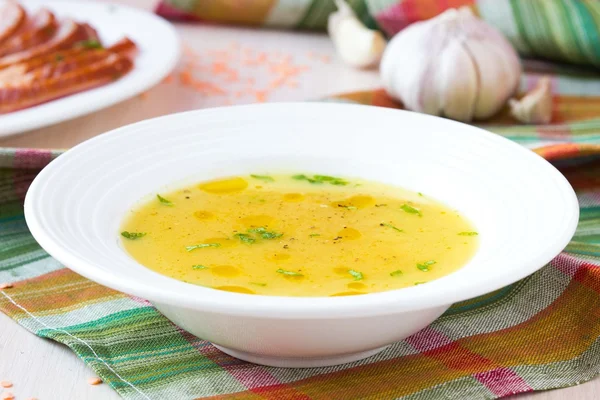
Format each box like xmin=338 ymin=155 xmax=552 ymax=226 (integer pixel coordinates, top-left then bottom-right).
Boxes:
xmin=348 ymin=269 xmax=364 ymax=281
xmin=185 ymin=243 xmax=221 ymax=252
xmin=250 ymin=174 xmax=274 ymax=182
xmin=234 ymin=233 xmax=256 ymax=244
xmin=121 ymin=231 xmax=146 ymax=240
xmin=247 ymin=227 xmax=282 ymax=240
xmin=380 ymin=222 xmax=403 ymax=233
xmin=401 ymin=204 xmax=422 ymax=216
xmin=260 ymin=231 xmax=283 ymax=239
xmin=55 ymin=54 xmax=64 ymax=62
xmin=458 ymin=231 xmax=479 ymax=236
xmin=329 ymin=179 xmax=349 ymax=186
xmin=157 ymin=194 xmax=173 ymax=206
xmin=390 ymin=270 xmax=403 ymax=277
xmin=313 ymin=175 xmax=335 ymax=181
xmin=78 ymin=39 xmax=103 ymax=49
xmin=250 ymin=282 xmax=267 ymax=286
xmin=292 ymin=174 xmax=318 ymax=183
xmin=414 ymin=281 xmax=426 ymax=285
xmin=309 ymin=233 xmax=321 ymax=237
xmin=247 ymin=227 xmax=267 ymax=233
xmin=234 ymin=227 xmax=283 ymax=243
xmin=192 ymin=265 xmax=208 ymax=270
xmin=338 ymin=204 xmax=357 ymax=210
xmin=292 ymin=174 xmax=348 ymax=186
xmin=417 ymin=260 xmax=436 ymax=272
xmin=418 ymin=192 xmax=424 ymax=197
xmin=276 ymin=269 xmax=304 ymax=277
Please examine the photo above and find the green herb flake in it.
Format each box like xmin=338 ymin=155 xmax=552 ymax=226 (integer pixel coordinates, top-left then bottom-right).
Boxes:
xmin=185 ymin=243 xmax=221 ymax=252
xmin=380 ymin=222 xmax=403 ymax=233
xmin=309 ymin=233 xmax=321 ymax=237
xmin=192 ymin=265 xmax=208 ymax=270
xmin=121 ymin=231 xmax=146 ymax=240
xmin=260 ymin=231 xmax=283 ymax=239
xmin=247 ymin=227 xmax=267 ymax=233
xmin=55 ymin=54 xmax=64 ymax=62
xmin=79 ymin=39 xmax=103 ymax=49
xmin=329 ymin=179 xmax=349 ymax=186
xmin=338 ymin=204 xmax=357 ymax=210
xmin=414 ymin=281 xmax=426 ymax=285
xmin=418 ymin=192 xmax=424 ymax=197
xmin=247 ymin=226 xmax=282 ymax=240
xmin=458 ymin=231 xmax=479 ymax=236
xmin=250 ymin=174 xmax=274 ymax=182
xmin=292 ymin=174 xmax=348 ymax=186
xmin=234 ymin=233 xmax=256 ymax=244
xmin=250 ymin=282 xmax=267 ymax=287
xmin=276 ymin=269 xmax=304 ymax=277
xmin=348 ymin=269 xmax=364 ymax=281
xmin=313 ymin=175 xmax=335 ymax=181
xmin=401 ymin=204 xmax=422 ymax=216
xmin=157 ymin=194 xmax=174 ymax=206
xmin=390 ymin=270 xmax=403 ymax=277
xmin=416 ymin=260 xmax=436 ymax=272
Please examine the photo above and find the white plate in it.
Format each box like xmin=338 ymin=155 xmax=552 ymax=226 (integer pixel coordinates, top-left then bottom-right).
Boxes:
xmin=24 ymin=103 xmax=579 ymax=367
xmin=0 ymin=1 xmax=180 ymax=138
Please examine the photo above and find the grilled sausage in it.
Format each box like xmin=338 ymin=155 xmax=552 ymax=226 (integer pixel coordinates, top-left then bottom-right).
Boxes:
xmin=0 ymin=36 xmax=137 ymax=84
xmin=0 ymin=53 xmax=133 ymax=113
xmin=0 ymin=19 xmax=90 ymax=69
xmin=0 ymin=8 xmax=56 ymax=57
xmin=0 ymin=2 xmax=26 ymax=45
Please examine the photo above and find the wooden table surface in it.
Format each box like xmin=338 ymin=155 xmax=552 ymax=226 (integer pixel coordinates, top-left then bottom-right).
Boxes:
xmin=0 ymin=1 xmax=597 ymax=399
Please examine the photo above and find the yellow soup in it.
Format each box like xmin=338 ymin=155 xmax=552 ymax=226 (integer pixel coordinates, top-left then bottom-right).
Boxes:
xmin=121 ymin=174 xmax=478 ymax=297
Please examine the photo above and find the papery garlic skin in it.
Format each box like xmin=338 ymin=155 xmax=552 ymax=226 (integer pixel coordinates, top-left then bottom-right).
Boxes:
xmin=380 ymin=8 xmax=521 ymax=122
xmin=328 ymin=0 xmax=386 ymax=69
xmin=509 ymin=76 xmax=552 ymax=124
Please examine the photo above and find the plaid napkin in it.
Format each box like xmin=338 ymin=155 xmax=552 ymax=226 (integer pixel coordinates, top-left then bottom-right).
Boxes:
xmin=156 ymin=0 xmax=600 ymax=68
xmin=3 ymin=67 xmax=600 ymax=399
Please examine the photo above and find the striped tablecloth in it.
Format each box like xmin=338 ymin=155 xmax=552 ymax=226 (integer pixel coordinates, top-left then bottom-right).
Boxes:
xmin=157 ymin=0 xmax=600 ymax=68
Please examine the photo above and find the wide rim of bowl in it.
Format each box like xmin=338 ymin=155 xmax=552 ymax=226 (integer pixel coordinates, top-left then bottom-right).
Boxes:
xmin=24 ymin=103 xmax=580 ymax=319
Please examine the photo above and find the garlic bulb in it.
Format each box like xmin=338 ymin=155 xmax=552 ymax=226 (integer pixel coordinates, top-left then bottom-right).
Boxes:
xmin=380 ymin=7 xmax=521 ymax=122
xmin=509 ymin=76 xmax=552 ymax=124
xmin=328 ymin=0 xmax=386 ymax=69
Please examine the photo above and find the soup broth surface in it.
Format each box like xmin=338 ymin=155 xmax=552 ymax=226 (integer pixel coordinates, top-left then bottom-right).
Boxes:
xmin=121 ymin=174 xmax=478 ymax=297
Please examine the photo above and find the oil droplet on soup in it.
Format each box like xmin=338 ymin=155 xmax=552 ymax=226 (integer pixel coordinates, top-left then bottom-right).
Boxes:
xmin=121 ymin=174 xmax=478 ymax=297
xmin=194 ymin=211 xmax=215 ymax=220
xmin=283 ymin=193 xmax=304 ymax=202
xmin=211 ymin=265 xmax=241 ymax=277
xmin=199 ymin=177 xmax=248 ymax=194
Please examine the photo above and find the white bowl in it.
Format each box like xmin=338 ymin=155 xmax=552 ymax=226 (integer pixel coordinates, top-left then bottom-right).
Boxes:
xmin=25 ymin=103 xmax=578 ymax=368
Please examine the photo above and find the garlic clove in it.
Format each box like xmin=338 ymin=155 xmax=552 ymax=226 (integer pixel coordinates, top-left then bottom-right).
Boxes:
xmin=380 ymin=22 xmax=429 ymax=106
xmin=437 ymin=40 xmax=478 ymax=122
xmin=381 ymin=21 xmax=451 ymax=114
xmin=464 ymin=39 xmax=521 ymax=119
xmin=460 ymin=8 xmax=522 ymax=119
xmin=414 ymin=22 xmax=456 ymax=116
xmin=328 ymin=0 xmax=386 ymax=69
xmin=509 ymin=76 xmax=552 ymax=124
